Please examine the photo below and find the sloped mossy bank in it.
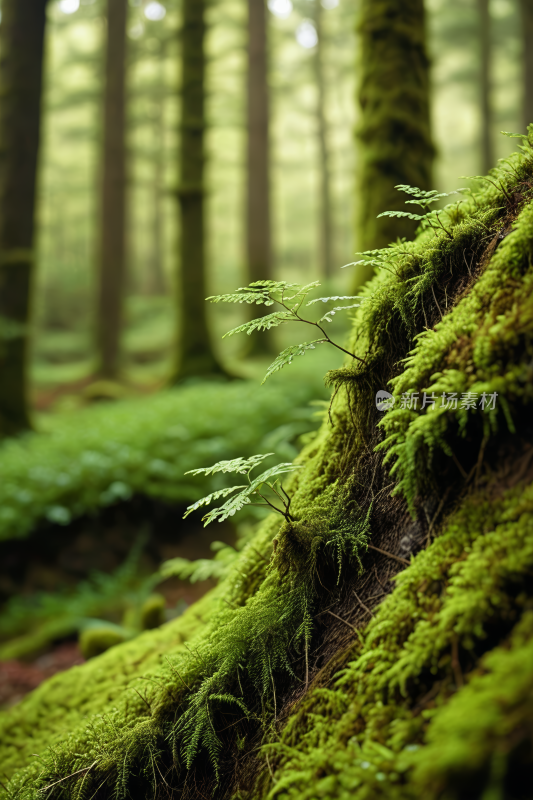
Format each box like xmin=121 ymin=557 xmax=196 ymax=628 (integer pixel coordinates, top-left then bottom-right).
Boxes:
xmin=2 ymin=134 xmax=533 ymax=798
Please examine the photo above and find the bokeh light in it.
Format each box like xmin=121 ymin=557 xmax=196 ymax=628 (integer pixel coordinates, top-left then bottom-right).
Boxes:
xmin=144 ymin=2 xmax=166 ymax=21
xmin=268 ymin=0 xmax=293 ymax=20
xmin=296 ymin=20 xmax=318 ymax=49
xmin=58 ymin=0 xmax=80 ymax=14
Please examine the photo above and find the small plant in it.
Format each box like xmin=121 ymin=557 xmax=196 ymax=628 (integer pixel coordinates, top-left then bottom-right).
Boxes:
xmin=376 ymin=184 xmax=464 ymax=240
xmin=207 ymin=280 xmax=366 ymax=383
xmin=183 ymin=453 xmax=301 ymax=526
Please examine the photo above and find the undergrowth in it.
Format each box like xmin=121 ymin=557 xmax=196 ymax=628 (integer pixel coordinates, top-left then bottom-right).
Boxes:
xmin=0 ymin=377 xmax=324 ymax=543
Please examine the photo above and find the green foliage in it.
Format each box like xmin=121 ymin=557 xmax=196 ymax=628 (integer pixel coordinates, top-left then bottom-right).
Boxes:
xmin=184 ymin=454 xmax=301 ymax=525
xmin=0 ymin=377 xmax=324 ymax=543
xmin=208 ymin=280 xmax=365 ymax=382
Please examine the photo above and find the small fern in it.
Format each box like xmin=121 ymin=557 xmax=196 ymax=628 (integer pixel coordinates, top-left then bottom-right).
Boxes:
xmin=376 ymin=184 xmax=465 ymax=239
xmin=207 ymin=280 xmax=366 ymax=382
xmin=183 ymin=453 xmax=301 ymax=525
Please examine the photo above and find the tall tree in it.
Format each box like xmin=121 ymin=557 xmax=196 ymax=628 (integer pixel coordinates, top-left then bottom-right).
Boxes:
xmin=173 ymin=0 xmax=224 ymax=380
xmin=246 ymin=0 xmax=273 ymax=353
xmin=0 ymin=0 xmax=48 ymax=436
xmin=352 ymin=0 xmax=434 ymax=290
xmin=96 ymin=0 xmax=127 ymax=379
xmin=520 ymin=0 xmax=533 ymax=133
xmin=313 ymin=1 xmax=334 ymax=279
xmin=478 ymin=0 xmax=493 ymax=173
xmin=146 ymin=94 xmax=167 ymax=296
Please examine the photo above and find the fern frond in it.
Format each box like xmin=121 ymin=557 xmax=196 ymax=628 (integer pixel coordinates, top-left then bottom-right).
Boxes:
xmin=222 ymin=312 xmax=293 ymax=339
xmin=185 ymin=453 xmax=274 ymax=477
xmin=262 ymin=340 xmax=327 ymax=384
xmin=159 ymin=556 xmax=228 ymax=583
xmin=182 ymin=486 xmax=246 ymax=518
xmin=306 ymin=295 xmax=363 ymax=306
xmin=377 ymin=210 xmax=424 ymax=221
xmin=206 ymin=289 xmax=274 ymax=306
xmin=318 ymin=304 xmax=362 ymax=323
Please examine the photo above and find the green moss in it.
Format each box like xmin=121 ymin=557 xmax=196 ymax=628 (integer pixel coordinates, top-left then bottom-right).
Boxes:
xmin=0 ymin=376 xmax=324 ymax=543
xmin=79 ymin=626 xmax=127 ymax=660
xmin=2 ymin=141 xmax=533 ymax=798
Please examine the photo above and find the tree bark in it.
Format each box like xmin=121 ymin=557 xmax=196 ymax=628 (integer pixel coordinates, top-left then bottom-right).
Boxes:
xmin=173 ymin=0 xmax=225 ymax=380
xmin=314 ymin=2 xmax=334 ymax=280
xmin=353 ymin=0 xmax=434 ymax=290
xmin=0 ymin=0 xmax=48 ymax=436
xmin=96 ymin=0 xmax=127 ymax=379
xmin=520 ymin=0 xmax=533 ymax=133
xmin=246 ymin=0 xmax=273 ymax=354
xmin=478 ymin=0 xmax=493 ymax=174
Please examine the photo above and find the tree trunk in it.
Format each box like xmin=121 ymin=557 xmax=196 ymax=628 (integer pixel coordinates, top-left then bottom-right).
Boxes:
xmin=96 ymin=0 xmax=127 ymax=379
xmin=353 ymin=0 xmax=434 ymax=290
xmin=520 ymin=0 xmax=533 ymax=133
xmin=246 ymin=0 xmax=273 ymax=355
xmin=173 ymin=0 xmax=225 ymax=381
xmin=146 ymin=97 xmax=166 ymax=296
xmin=478 ymin=0 xmax=493 ymax=174
xmin=0 ymin=0 xmax=48 ymax=436
xmin=314 ymin=1 xmax=334 ymax=280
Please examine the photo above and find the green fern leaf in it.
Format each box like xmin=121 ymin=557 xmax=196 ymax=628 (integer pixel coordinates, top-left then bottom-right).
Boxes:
xmin=206 ymin=289 xmax=274 ymax=306
xmin=318 ymin=304 xmax=362 ymax=323
xmin=261 ymin=340 xmax=327 ymax=384
xmin=182 ymin=485 xmax=246 ymax=518
xmin=306 ymin=295 xmax=364 ymax=306
xmin=377 ymin=210 xmax=424 ymax=221
xmin=222 ymin=311 xmax=293 ymax=339
xmin=185 ymin=453 xmax=275 ymax=477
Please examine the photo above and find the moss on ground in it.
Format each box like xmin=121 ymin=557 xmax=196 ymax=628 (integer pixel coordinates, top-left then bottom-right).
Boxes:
xmin=2 ymin=134 xmax=533 ymax=799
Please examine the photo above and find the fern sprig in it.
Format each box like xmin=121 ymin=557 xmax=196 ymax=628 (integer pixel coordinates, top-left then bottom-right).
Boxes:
xmin=183 ymin=454 xmax=301 ymax=526
xmin=376 ymin=184 xmax=466 ymax=240
xmin=207 ymin=281 xmax=366 ymax=382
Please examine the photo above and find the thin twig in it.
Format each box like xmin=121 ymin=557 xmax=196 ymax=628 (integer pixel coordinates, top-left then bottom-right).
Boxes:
xmin=427 ymin=486 xmax=452 ymax=545
xmin=451 ymin=633 xmax=464 ymax=688
xmin=265 ymin=753 xmax=277 ymax=784
xmin=367 ymin=544 xmax=410 ymax=566
xmin=39 ymin=763 xmax=98 ymax=792
xmin=164 ymin=655 xmax=191 ymax=691
xmin=450 ymin=449 xmax=468 ymax=479
xmin=431 ymin=284 xmax=443 ymax=321
xmin=326 ymin=610 xmax=363 ymax=643
xmin=353 ymin=590 xmax=375 ymax=618
xmin=132 ymin=688 xmax=152 ymax=716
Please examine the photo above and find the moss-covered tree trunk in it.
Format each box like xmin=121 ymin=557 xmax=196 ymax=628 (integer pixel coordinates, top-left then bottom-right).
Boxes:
xmin=246 ymin=0 xmax=273 ymax=354
xmin=352 ymin=0 xmax=433 ymax=290
xmin=314 ymin=0 xmax=334 ymax=279
xmin=0 ymin=0 xmax=48 ymax=437
xmin=173 ymin=0 xmax=224 ymax=380
xmin=521 ymin=0 xmax=533 ymax=132
xmin=96 ymin=0 xmax=127 ymax=379
xmin=478 ymin=0 xmax=493 ymax=174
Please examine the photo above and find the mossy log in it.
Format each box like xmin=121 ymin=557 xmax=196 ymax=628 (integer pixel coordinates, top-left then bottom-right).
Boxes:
xmin=2 ymin=138 xmax=533 ymax=799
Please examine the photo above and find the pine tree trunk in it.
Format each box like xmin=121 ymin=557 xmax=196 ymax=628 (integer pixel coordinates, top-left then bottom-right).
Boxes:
xmin=314 ymin=1 xmax=334 ymax=280
xmin=0 ymin=0 xmax=48 ymax=436
xmin=173 ymin=0 xmax=224 ymax=380
xmin=246 ymin=0 xmax=273 ymax=355
xmin=353 ymin=0 xmax=434 ymax=290
xmin=520 ymin=0 xmax=533 ymax=132
xmin=96 ymin=0 xmax=127 ymax=379
xmin=478 ymin=0 xmax=493 ymax=174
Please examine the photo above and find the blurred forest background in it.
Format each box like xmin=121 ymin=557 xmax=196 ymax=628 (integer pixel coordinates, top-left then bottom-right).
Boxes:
xmin=24 ymin=0 xmax=526 ymax=405
xmin=0 ymin=0 xmax=530 ymax=706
